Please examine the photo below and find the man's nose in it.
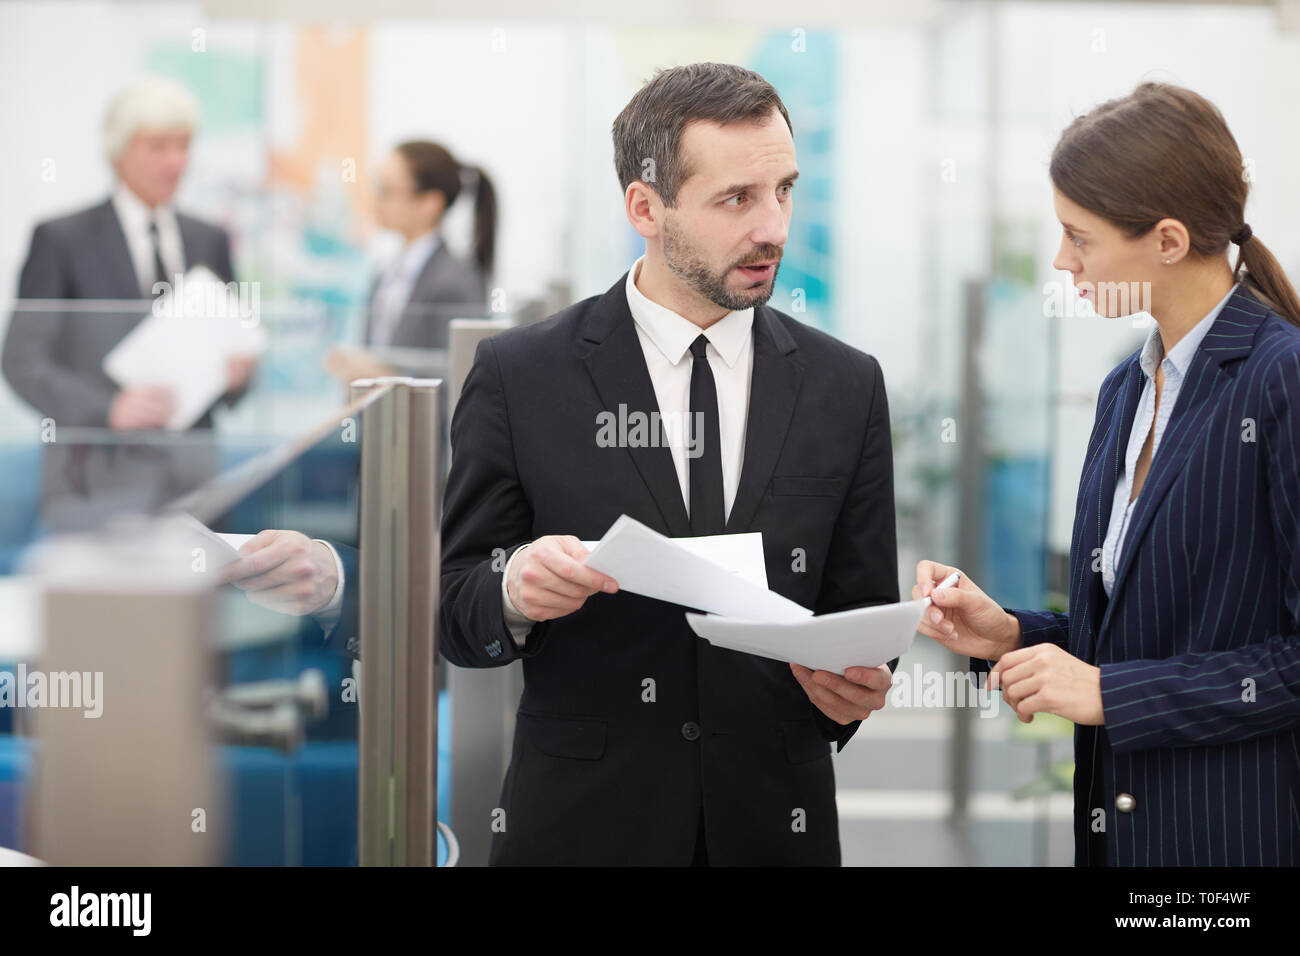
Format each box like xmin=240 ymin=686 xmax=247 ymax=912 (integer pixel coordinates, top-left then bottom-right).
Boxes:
xmin=750 ymin=195 xmax=789 ymax=248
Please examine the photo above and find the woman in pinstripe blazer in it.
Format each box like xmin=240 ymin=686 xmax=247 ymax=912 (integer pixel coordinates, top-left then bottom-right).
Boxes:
xmin=914 ymin=83 xmax=1300 ymax=866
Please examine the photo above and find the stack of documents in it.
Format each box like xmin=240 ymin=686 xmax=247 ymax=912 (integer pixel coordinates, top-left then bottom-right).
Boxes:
xmin=583 ymin=515 xmax=924 ymax=674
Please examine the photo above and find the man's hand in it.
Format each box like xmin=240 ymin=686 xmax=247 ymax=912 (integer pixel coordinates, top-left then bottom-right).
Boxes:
xmin=988 ymin=643 xmax=1104 ymax=725
xmin=506 ymin=535 xmax=618 ymax=623
xmin=107 ymin=385 xmax=175 ymax=430
xmin=217 ymin=530 xmax=338 ymax=616
xmin=789 ymin=662 xmax=892 ymax=725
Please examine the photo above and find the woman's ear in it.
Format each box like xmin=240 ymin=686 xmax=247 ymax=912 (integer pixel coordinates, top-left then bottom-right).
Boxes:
xmin=1153 ymin=217 xmax=1191 ymax=265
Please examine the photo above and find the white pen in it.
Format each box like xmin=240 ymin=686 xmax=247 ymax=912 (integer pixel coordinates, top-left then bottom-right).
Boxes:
xmin=922 ymin=570 xmax=961 ymax=608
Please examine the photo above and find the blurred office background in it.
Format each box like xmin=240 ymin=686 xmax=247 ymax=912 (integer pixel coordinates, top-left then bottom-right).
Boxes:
xmin=1 ymin=0 xmax=1298 ymax=866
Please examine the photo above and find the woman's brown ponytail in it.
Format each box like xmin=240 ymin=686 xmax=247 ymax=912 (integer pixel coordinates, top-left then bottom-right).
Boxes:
xmin=1234 ymin=230 xmax=1300 ymax=327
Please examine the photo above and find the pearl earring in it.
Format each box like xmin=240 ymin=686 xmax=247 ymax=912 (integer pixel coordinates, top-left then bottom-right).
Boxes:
xmin=1164 ymin=258 xmax=1172 ymax=265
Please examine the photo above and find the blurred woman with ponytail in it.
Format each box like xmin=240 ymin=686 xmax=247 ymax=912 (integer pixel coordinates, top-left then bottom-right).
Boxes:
xmin=914 ymin=82 xmax=1300 ymax=866
xmin=328 ymin=139 xmax=497 ymax=381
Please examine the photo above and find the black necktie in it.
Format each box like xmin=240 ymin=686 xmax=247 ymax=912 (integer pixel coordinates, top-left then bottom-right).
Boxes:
xmin=148 ymin=219 xmax=168 ymax=297
xmin=688 ymin=334 xmax=725 ymax=535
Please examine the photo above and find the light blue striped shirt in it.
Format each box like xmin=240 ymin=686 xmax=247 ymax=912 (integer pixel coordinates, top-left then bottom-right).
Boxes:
xmin=1100 ymin=284 xmax=1239 ymax=597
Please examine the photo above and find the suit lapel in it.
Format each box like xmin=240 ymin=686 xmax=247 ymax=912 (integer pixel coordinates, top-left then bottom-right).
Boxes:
xmin=95 ymin=200 xmax=144 ymax=299
xmin=581 ymin=274 xmax=692 ymax=537
xmin=1098 ymin=287 xmax=1265 ymax=638
xmin=725 ymin=306 xmax=802 ymax=533
xmin=1076 ymin=359 xmax=1142 ymax=648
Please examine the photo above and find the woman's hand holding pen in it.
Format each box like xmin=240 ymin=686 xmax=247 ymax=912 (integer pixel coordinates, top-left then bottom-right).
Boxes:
xmin=911 ymin=560 xmax=1023 ymax=661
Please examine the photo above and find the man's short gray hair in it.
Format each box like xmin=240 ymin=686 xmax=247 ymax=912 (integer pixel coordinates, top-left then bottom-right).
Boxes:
xmin=103 ymin=75 xmax=200 ymax=164
xmin=612 ymin=62 xmax=792 ymax=207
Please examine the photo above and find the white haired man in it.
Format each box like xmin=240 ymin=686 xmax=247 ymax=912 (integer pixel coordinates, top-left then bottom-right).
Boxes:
xmin=2 ymin=74 xmax=256 ymax=532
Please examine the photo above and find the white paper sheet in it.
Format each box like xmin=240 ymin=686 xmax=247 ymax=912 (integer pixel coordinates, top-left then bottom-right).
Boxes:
xmin=579 ymin=530 xmax=769 ymax=590
xmin=102 ymin=265 xmax=268 ymax=431
xmin=168 ymin=512 xmax=255 ymax=570
xmin=582 ymin=514 xmax=810 ymax=622
xmin=685 ymin=599 xmax=926 ymax=674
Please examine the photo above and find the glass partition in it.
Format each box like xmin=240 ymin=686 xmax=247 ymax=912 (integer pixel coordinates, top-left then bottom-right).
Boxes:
xmin=0 ymin=295 xmax=448 ymax=866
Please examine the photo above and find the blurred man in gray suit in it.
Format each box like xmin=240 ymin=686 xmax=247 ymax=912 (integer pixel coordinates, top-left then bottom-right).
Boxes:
xmin=2 ymin=75 xmax=256 ymax=532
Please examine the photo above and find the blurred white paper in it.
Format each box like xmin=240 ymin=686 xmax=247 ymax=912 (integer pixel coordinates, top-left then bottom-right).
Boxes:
xmin=103 ymin=265 xmax=267 ymax=430
xmin=582 ymin=514 xmax=810 ymax=622
xmin=169 ymin=512 xmax=254 ymax=570
xmin=685 ymin=599 xmax=926 ymax=675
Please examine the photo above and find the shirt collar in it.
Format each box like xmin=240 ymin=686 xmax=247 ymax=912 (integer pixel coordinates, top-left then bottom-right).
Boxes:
xmin=111 ymin=181 xmax=175 ymax=235
xmin=397 ymin=230 xmax=440 ymax=276
xmin=624 ymin=255 xmax=754 ymax=368
xmin=1139 ymin=282 xmax=1239 ymax=381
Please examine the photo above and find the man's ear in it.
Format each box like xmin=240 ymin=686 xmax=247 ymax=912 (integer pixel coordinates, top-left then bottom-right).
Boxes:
xmin=624 ymin=181 xmax=663 ymax=240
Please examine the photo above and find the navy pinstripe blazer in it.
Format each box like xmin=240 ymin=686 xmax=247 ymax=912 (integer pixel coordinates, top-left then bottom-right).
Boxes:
xmin=1009 ymin=284 xmax=1300 ymax=866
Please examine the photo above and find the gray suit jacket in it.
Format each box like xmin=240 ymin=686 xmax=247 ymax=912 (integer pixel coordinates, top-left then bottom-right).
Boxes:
xmin=364 ymin=242 xmax=489 ymax=350
xmin=2 ymin=198 xmax=240 ymax=531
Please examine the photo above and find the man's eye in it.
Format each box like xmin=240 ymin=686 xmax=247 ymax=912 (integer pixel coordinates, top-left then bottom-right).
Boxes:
xmin=778 ymin=183 xmax=794 ymax=198
xmin=724 ymin=194 xmax=746 ymax=206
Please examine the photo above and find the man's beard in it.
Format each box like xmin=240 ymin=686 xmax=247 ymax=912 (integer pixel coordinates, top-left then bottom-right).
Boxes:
xmin=661 ymin=217 xmax=782 ymax=311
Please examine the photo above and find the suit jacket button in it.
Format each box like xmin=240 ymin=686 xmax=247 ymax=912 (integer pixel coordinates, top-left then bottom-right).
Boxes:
xmin=1115 ymin=792 xmax=1137 ymax=813
xmin=681 ymin=721 xmax=700 ymax=741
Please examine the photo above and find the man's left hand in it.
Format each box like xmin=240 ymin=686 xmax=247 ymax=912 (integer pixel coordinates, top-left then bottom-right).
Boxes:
xmin=790 ymin=662 xmax=892 ymax=725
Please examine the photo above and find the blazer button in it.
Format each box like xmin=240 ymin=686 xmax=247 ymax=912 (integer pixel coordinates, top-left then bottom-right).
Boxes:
xmin=681 ymin=721 xmax=701 ymax=741
xmin=1115 ymin=792 xmax=1137 ymax=813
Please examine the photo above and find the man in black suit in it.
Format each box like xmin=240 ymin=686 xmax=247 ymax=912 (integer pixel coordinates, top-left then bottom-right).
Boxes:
xmin=439 ymin=63 xmax=899 ymax=865
xmin=2 ymin=75 xmax=255 ymax=532
xmin=225 ymin=62 xmax=901 ymax=865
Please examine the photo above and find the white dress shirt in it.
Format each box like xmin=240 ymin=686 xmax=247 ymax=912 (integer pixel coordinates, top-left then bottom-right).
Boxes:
xmin=111 ymin=182 xmax=185 ymax=296
xmin=316 ymin=256 xmax=758 ymax=645
xmin=1100 ymin=284 xmax=1238 ymax=597
xmin=500 ymin=256 xmax=756 ymax=643
xmin=369 ymin=231 xmax=441 ymax=347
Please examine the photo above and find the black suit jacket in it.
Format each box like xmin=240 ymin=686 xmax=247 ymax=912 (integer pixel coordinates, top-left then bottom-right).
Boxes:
xmin=439 ymin=273 xmax=899 ymax=865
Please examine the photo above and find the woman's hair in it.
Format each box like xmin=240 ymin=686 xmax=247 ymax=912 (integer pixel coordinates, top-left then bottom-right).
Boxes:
xmin=1050 ymin=81 xmax=1300 ymax=326
xmin=394 ymin=140 xmax=497 ymax=276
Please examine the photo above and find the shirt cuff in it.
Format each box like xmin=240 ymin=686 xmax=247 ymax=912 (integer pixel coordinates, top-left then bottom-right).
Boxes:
xmin=312 ymin=539 xmax=346 ymax=638
xmin=501 ymin=543 xmax=535 ymax=645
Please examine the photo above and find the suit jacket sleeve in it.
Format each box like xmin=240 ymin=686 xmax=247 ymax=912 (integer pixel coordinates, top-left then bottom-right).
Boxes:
xmin=320 ymin=542 xmax=360 ymax=658
xmin=438 ymin=335 xmax=544 ymax=668
xmin=811 ymin=353 xmax=900 ymax=751
xmin=2 ymin=222 xmax=117 ymax=425
xmin=1100 ymin=351 xmax=1300 ymax=753
xmin=968 ymin=608 xmax=1070 ymax=676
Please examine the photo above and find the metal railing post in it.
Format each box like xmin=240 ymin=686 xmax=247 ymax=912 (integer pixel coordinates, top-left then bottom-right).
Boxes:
xmin=353 ymin=377 xmax=441 ymax=866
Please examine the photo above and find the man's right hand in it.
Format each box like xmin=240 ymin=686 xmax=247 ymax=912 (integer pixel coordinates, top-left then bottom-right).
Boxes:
xmin=506 ymin=535 xmax=618 ymax=623
xmin=108 ymin=385 xmax=176 ymax=430
xmin=912 ymin=560 xmax=1022 ymax=662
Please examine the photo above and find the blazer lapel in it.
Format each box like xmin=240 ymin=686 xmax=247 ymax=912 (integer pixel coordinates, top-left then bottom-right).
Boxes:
xmin=580 ymin=274 xmax=692 ymax=537
xmin=1075 ymin=359 xmax=1142 ymax=649
xmin=1098 ymin=287 xmax=1265 ymax=638
xmin=724 ymin=306 xmax=802 ymax=533
xmin=95 ymin=200 xmax=144 ymax=299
